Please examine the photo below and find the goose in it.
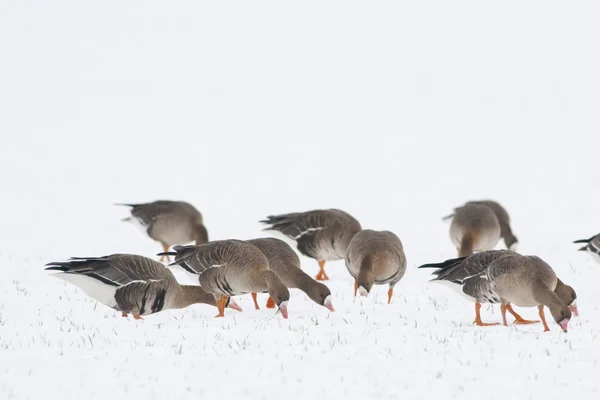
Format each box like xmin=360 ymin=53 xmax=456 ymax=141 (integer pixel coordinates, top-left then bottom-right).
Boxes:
xmin=117 ymin=201 xmax=209 ymax=261
xmin=260 ymin=209 xmax=361 ymax=281
xmin=344 ymin=229 xmax=406 ymax=304
xmin=447 ymin=202 xmax=501 ymax=257
xmin=573 ymin=233 xmax=600 ymax=259
xmin=444 ymin=200 xmax=518 ymax=252
xmin=247 ymin=237 xmax=335 ymax=311
xmin=45 ymin=254 xmax=242 ymax=319
xmin=419 ymin=250 xmax=578 ymax=330
xmin=160 ymin=240 xmax=291 ymax=318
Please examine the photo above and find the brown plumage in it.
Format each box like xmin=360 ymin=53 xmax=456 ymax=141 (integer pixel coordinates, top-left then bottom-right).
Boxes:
xmin=260 ymin=209 xmax=362 ymax=281
xmin=345 ymin=230 xmax=407 ymax=304
xmin=117 ymin=201 xmax=209 ymax=261
xmin=247 ymin=237 xmax=335 ymax=311
xmin=449 ymin=203 xmax=501 ymax=257
xmin=45 ymin=254 xmax=242 ymax=319
xmin=161 ymin=240 xmax=291 ymax=318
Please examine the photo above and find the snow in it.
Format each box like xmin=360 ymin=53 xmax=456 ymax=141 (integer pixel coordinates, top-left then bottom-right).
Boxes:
xmin=1 ymin=1 xmax=600 ymax=399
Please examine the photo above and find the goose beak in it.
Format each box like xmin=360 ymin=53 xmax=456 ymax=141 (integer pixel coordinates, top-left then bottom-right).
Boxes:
xmin=357 ymin=286 xmax=369 ymax=297
xmin=569 ymin=301 xmax=579 ymax=317
xmin=227 ymin=298 xmax=243 ymax=312
xmin=559 ymin=318 xmax=569 ymax=332
xmin=323 ymin=295 xmax=335 ymax=312
xmin=279 ymin=301 xmax=289 ymax=319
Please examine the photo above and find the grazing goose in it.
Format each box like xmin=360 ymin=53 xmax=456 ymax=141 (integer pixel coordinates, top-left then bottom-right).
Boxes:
xmin=160 ymin=240 xmax=291 ymax=318
xmin=260 ymin=209 xmax=362 ymax=281
xmin=573 ymin=233 xmax=600 ymax=258
xmin=117 ymin=201 xmax=209 ymax=261
xmin=344 ymin=229 xmax=407 ymax=304
xmin=448 ymin=203 xmax=501 ymax=257
xmin=419 ymin=251 xmax=578 ymax=331
xmin=247 ymin=237 xmax=335 ymax=311
xmin=444 ymin=200 xmax=518 ymax=251
xmin=45 ymin=254 xmax=242 ymax=319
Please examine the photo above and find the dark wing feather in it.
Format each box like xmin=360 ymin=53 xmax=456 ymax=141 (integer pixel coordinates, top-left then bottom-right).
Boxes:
xmin=260 ymin=211 xmax=332 ymax=240
xmin=167 ymin=241 xmax=245 ymax=274
xmin=45 ymin=254 xmax=170 ymax=287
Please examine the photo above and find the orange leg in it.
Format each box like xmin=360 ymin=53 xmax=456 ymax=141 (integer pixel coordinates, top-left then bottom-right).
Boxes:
xmin=474 ymin=303 xmax=500 ymax=326
xmin=251 ymin=293 xmax=260 ymax=310
xmin=215 ymin=295 xmax=228 ymax=318
xmin=133 ymin=313 xmax=143 ymax=320
xmin=121 ymin=312 xmax=128 ymax=318
xmin=265 ymin=297 xmax=276 ymax=309
xmin=315 ymin=260 xmax=329 ymax=281
xmin=387 ymin=287 xmax=394 ymax=304
xmin=159 ymin=243 xmax=171 ymax=263
xmin=500 ymin=304 xmax=509 ymax=326
xmin=506 ymin=303 xmax=539 ymax=324
xmin=538 ymin=305 xmax=551 ymax=332
xmin=353 ymin=280 xmax=358 ymax=297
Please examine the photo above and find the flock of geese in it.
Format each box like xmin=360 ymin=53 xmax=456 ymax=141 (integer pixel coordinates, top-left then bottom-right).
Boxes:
xmin=44 ymin=199 xmax=597 ymax=333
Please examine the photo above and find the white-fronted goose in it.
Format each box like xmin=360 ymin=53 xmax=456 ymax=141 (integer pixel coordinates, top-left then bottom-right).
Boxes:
xmin=573 ymin=233 xmax=600 ymax=259
xmin=117 ymin=201 xmax=209 ymax=261
xmin=161 ymin=240 xmax=291 ymax=318
xmin=448 ymin=203 xmax=501 ymax=257
xmin=45 ymin=254 xmax=242 ymax=319
xmin=247 ymin=237 xmax=335 ymax=311
xmin=419 ymin=250 xmax=578 ymax=331
xmin=344 ymin=229 xmax=406 ymax=304
xmin=444 ymin=200 xmax=518 ymax=251
xmin=260 ymin=209 xmax=361 ymax=281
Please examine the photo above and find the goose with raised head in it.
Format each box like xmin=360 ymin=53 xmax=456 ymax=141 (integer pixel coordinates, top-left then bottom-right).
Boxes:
xmin=247 ymin=237 xmax=334 ymax=311
xmin=45 ymin=254 xmax=242 ymax=319
xmin=345 ymin=229 xmax=406 ymax=304
xmin=419 ymin=250 xmax=578 ymax=330
xmin=117 ymin=200 xmax=209 ymax=261
xmin=444 ymin=200 xmax=518 ymax=252
xmin=260 ymin=209 xmax=361 ymax=281
xmin=160 ymin=240 xmax=291 ymax=318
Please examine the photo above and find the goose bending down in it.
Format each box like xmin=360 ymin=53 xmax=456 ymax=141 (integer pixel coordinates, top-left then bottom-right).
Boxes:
xmin=448 ymin=202 xmax=501 ymax=257
xmin=419 ymin=250 xmax=578 ymax=331
xmin=344 ymin=229 xmax=407 ymax=304
xmin=444 ymin=200 xmax=518 ymax=252
xmin=260 ymin=209 xmax=361 ymax=281
xmin=247 ymin=237 xmax=335 ymax=311
xmin=117 ymin=201 xmax=209 ymax=261
xmin=160 ymin=240 xmax=291 ymax=318
xmin=45 ymin=254 xmax=242 ymax=319
xmin=573 ymin=233 xmax=600 ymax=259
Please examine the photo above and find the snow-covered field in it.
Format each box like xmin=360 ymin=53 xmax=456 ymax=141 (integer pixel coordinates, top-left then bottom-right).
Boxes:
xmin=2 ymin=1 xmax=600 ymax=399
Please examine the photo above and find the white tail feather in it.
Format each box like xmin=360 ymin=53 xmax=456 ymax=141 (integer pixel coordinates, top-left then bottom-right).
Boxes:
xmin=50 ymin=273 xmax=118 ymax=308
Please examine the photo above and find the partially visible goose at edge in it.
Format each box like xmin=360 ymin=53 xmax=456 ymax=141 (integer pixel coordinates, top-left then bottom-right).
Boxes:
xmin=161 ymin=240 xmax=291 ymax=318
xmin=117 ymin=200 xmax=209 ymax=262
xmin=419 ymin=250 xmax=578 ymax=331
xmin=447 ymin=202 xmax=501 ymax=257
xmin=444 ymin=200 xmax=518 ymax=252
xmin=260 ymin=209 xmax=361 ymax=281
xmin=247 ymin=237 xmax=335 ymax=311
xmin=45 ymin=254 xmax=242 ymax=319
xmin=345 ymin=229 xmax=406 ymax=304
xmin=573 ymin=233 xmax=600 ymax=260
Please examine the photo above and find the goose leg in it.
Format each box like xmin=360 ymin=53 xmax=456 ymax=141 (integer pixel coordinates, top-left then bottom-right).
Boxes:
xmin=387 ymin=287 xmax=394 ymax=304
xmin=251 ymin=293 xmax=260 ymax=310
xmin=121 ymin=312 xmax=128 ymax=318
xmin=506 ymin=303 xmax=539 ymax=324
xmin=215 ymin=296 xmax=228 ymax=318
xmin=159 ymin=243 xmax=171 ymax=263
xmin=315 ymin=260 xmax=329 ymax=281
xmin=538 ymin=305 xmax=551 ymax=332
xmin=501 ymin=304 xmax=508 ymax=326
xmin=133 ymin=313 xmax=143 ymax=320
xmin=353 ymin=280 xmax=358 ymax=297
xmin=265 ymin=297 xmax=276 ymax=309
xmin=474 ymin=303 xmax=500 ymax=326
